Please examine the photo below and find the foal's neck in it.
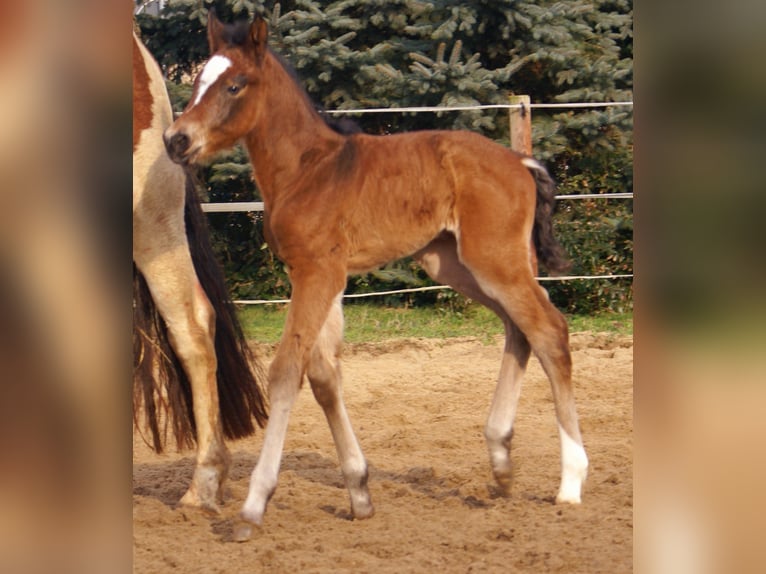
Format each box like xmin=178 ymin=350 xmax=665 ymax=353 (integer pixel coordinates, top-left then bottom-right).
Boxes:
xmin=244 ymin=51 xmax=342 ymax=205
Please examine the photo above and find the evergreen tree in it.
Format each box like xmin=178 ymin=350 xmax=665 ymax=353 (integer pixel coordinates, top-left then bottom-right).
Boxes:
xmin=138 ymin=0 xmax=632 ymax=146
xmin=135 ymin=0 xmax=633 ymax=312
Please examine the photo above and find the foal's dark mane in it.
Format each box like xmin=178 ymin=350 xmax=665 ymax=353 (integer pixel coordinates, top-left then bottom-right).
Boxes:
xmin=218 ymin=19 xmax=361 ymax=136
xmin=218 ymin=19 xmax=252 ymax=46
xmin=272 ymin=51 xmax=362 ymax=135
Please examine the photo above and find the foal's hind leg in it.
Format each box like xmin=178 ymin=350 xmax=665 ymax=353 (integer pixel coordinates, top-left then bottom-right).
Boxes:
xmin=416 ymin=233 xmax=530 ymax=495
xmin=453 ymin=227 xmax=588 ymax=504
xmin=306 ymin=295 xmax=373 ymax=519
xmin=473 ymin=266 xmax=587 ymax=503
xmin=483 ymin=322 xmax=530 ymax=494
xmin=134 ymin=221 xmax=229 ymax=512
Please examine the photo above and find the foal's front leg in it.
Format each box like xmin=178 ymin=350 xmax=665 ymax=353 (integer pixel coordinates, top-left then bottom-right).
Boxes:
xmin=235 ymin=266 xmax=344 ymax=541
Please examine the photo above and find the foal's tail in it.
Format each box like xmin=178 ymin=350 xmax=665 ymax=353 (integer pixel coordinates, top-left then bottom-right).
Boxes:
xmin=522 ymin=158 xmax=572 ymax=276
xmin=133 ymin=170 xmax=268 ymax=453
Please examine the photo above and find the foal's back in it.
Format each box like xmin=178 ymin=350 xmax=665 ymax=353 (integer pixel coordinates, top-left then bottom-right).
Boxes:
xmin=289 ymin=128 xmax=538 ymax=275
xmin=342 ymin=128 xmax=535 ymax=209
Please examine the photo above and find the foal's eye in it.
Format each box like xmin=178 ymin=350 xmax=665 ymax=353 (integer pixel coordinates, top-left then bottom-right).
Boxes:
xmin=226 ymin=75 xmax=247 ymax=96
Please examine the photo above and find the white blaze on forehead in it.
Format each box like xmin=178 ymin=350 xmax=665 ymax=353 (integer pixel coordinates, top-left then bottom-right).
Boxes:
xmin=192 ymin=55 xmax=233 ymax=107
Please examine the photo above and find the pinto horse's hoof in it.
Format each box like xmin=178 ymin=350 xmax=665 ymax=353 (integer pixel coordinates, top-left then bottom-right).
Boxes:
xmin=180 ymin=488 xmax=222 ymax=516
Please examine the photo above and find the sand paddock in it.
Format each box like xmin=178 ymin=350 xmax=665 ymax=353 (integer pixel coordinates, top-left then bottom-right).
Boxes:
xmin=134 ymin=332 xmax=632 ymax=573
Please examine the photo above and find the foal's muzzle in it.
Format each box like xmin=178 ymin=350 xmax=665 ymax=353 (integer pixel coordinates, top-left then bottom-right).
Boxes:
xmin=163 ymin=130 xmax=192 ymax=164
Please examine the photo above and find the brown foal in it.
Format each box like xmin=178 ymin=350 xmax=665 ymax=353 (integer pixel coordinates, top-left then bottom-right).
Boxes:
xmin=164 ymin=14 xmax=587 ymax=540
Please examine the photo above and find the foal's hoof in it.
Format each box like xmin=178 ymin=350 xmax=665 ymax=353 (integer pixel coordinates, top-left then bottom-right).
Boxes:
xmin=491 ymin=469 xmax=515 ymax=497
xmin=555 ymin=492 xmax=582 ymax=505
xmin=352 ymin=502 xmax=375 ymax=520
xmin=233 ymin=520 xmax=256 ymax=542
xmin=495 ymin=487 xmax=512 ymax=499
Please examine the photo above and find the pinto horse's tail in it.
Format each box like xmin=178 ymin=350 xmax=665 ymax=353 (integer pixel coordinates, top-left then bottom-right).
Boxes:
xmin=522 ymin=158 xmax=572 ymax=276
xmin=180 ymin=169 xmax=269 ymax=437
xmin=133 ymin=170 xmax=268 ymax=453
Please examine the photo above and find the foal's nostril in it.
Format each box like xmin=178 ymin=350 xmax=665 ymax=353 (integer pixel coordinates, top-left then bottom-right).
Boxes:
xmin=164 ymin=131 xmax=191 ymax=162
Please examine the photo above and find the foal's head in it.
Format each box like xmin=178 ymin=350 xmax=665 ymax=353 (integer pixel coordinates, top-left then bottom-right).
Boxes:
xmin=164 ymin=14 xmax=270 ymax=165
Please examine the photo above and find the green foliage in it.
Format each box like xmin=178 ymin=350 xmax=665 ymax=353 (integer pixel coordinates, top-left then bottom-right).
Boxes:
xmin=549 ymin=199 xmax=633 ymax=314
xmin=546 ymin=134 xmax=633 ymax=313
xmin=136 ymin=0 xmax=633 ymax=314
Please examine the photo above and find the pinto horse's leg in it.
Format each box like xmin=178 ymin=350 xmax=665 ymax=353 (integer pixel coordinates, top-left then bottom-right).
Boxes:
xmin=416 ymin=233 xmax=530 ymax=495
xmin=134 ymin=219 xmax=229 ymax=512
xmin=236 ymin=264 xmax=347 ymax=540
xmin=455 ymin=218 xmax=588 ymax=504
xmin=306 ymin=294 xmax=374 ymax=520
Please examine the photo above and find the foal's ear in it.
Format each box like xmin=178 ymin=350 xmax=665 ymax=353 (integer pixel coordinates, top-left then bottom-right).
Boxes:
xmin=250 ymin=16 xmax=268 ymax=63
xmin=207 ymin=8 xmax=226 ymax=53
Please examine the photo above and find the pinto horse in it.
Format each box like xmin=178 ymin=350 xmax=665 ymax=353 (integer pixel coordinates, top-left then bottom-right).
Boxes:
xmin=132 ymin=31 xmax=267 ymax=512
xmin=164 ymin=14 xmax=588 ymax=539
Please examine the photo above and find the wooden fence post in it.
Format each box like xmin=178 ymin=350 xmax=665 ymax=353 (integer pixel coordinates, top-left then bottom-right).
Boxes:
xmin=508 ymin=94 xmax=532 ymax=155
xmin=508 ymin=94 xmax=539 ymax=274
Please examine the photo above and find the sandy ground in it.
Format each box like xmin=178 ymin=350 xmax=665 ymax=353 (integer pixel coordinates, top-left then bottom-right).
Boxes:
xmin=133 ymin=332 xmax=633 ymax=573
